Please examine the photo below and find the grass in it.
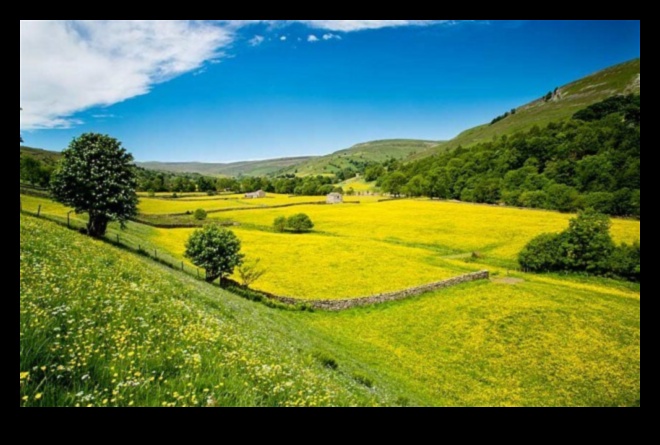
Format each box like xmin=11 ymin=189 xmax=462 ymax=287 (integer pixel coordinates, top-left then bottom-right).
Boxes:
xmin=279 ymin=139 xmax=443 ymax=176
xmin=296 ymin=274 xmax=640 ymax=406
xmin=430 ymin=58 xmax=641 ymax=154
xmin=20 ymin=214 xmax=641 ymax=407
xmin=19 ymin=214 xmax=392 ymax=407
xmin=24 ymin=194 xmax=640 ymax=301
xmin=137 ymin=156 xmax=317 ymax=177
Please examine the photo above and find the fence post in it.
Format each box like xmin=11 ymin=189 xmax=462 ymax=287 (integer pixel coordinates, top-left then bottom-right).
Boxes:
xmin=37 ymin=205 xmax=41 ymax=217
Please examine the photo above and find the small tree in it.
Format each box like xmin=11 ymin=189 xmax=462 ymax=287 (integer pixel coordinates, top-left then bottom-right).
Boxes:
xmin=287 ymin=213 xmax=314 ymax=233
xmin=273 ymin=216 xmax=287 ymax=233
xmin=51 ymin=133 xmax=138 ymax=237
xmin=194 ymin=209 xmax=208 ymax=221
xmin=185 ymin=225 xmax=244 ymax=284
xmin=237 ymin=258 xmax=268 ymax=287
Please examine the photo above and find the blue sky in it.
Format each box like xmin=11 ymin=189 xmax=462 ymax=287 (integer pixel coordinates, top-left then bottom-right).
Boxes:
xmin=20 ymin=20 xmax=640 ymax=162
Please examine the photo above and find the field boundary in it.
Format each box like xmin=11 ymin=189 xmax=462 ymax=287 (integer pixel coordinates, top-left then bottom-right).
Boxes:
xmin=145 ymin=200 xmax=361 ymax=217
xmin=267 ymin=271 xmax=490 ymax=311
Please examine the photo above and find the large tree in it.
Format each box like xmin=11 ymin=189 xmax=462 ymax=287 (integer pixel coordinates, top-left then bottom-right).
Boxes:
xmin=51 ymin=133 xmax=138 ymax=237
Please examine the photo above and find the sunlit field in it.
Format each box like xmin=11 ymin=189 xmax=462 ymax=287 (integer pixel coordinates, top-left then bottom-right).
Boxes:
xmin=22 ymin=194 xmax=640 ymax=300
xmin=20 ymin=196 xmax=641 ymax=406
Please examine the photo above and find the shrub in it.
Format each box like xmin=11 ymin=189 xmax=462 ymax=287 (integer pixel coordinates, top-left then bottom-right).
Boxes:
xmin=608 ymin=241 xmax=640 ymax=282
xmin=194 ymin=209 xmax=208 ymax=221
xmin=519 ymin=233 xmax=565 ymax=272
xmin=518 ymin=210 xmax=633 ymax=280
xmin=273 ymin=216 xmax=287 ymax=233
xmin=563 ymin=209 xmax=615 ymax=274
xmin=237 ymin=258 xmax=267 ymax=287
xmin=286 ymin=214 xmax=315 ymax=233
xmin=185 ymin=226 xmax=244 ymax=284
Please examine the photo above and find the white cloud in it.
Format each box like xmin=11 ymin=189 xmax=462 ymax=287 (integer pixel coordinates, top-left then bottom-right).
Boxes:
xmin=248 ymin=35 xmax=265 ymax=46
xmin=20 ymin=20 xmax=231 ymax=130
xmin=298 ymin=20 xmax=449 ymax=32
xmin=20 ymin=20 xmax=462 ymax=130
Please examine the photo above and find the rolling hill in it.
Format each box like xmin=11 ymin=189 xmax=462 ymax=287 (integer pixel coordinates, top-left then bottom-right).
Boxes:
xmin=137 ymin=156 xmax=316 ymax=177
xmin=430 ymin=58 xmax=641 ymax=154
xmin=20 ymin=146 xmax=61 ymax=166
xmin=20 ymin=59 xmax=640 ymax=178
xmin=277 ymin=139 xmax=443 ymax=177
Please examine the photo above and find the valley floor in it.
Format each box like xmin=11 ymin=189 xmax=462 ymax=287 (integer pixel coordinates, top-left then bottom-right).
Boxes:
xmin=20 ymin=211 xmax=640 ymax=406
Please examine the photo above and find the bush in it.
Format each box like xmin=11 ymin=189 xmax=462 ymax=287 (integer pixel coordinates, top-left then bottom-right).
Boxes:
xmin=185 ymin=226 xmax=244 ymax=284
xmin=286 ymin=214 xmax=315 ymax=233
xmin=608 ymin=241 xmax=640 ymax=282
xmin=518 ymin=210 xmax=635 ymax=280
xmin=194 ymin=209 xmax=208 ymax=221
xmin=519 ymin=233 xmax=565 ymax=272
xmin=563 ymin=209 xmax=615 ymax=274
xmin=273 ymin=216 xmax=287 ymax=233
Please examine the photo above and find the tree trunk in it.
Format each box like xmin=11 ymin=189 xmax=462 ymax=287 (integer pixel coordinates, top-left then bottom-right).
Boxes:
xmin=205 ymin=272 xmax=219 ymax=284
xmin=87 ymin=214 xmax=110 ymax=238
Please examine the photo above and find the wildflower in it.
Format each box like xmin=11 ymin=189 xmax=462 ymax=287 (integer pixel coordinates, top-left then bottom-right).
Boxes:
xmin=20 ymin=372 xmax=29 ymax=381
xmin=35 ymin=393 xmax=43 ymax=401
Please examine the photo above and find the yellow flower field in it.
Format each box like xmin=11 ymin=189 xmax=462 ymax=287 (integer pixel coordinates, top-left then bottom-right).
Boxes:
xmin=151 ymin=227 xmax=479 ymax=300
xmin=21 ymin=194 xmax=641 ymax=301
xmin=211 ymin=199 xmax=640 ymax=261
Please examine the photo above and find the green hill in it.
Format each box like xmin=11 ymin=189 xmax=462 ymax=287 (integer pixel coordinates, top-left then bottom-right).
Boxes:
xmin=20 ymin=146 xmax=61 ymax=166
xmin=19 ymin=214 xmax=397 ymax=407
xmin=432 ymin=58 xmax=641 ymax=154
xmin=278 ymin=139 xmax=443 ymax=177
xmin=137 ymin=157 xmax=316 ymax=177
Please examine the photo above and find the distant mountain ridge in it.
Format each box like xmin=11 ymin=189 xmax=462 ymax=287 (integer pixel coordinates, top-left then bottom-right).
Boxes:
xmin=136 ymin=156 xmax=316 ymax=177
xmin=20 ymin=58 xmax=640 ymax=177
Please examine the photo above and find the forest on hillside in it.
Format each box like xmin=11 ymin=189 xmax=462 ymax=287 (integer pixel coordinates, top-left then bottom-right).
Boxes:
xmin=377 ymin=95 xmax=640 ymax=217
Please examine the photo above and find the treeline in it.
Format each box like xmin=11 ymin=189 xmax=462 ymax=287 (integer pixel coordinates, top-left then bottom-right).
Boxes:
xmin=375 ymin=95 xmax=640 ymax=218
xmin=139 ymin=170 xmax=346 ymax=196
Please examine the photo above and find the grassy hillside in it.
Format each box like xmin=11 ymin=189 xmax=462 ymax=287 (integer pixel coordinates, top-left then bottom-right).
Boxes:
xmin=278 ymin=139 xmax=443 ymax=177
xmin=137 ymin=157 xmax=316 ymax=177
xmin=430 ymin=58 xmax=640 ymax=154
xmin=20 ymin=146 xmax=61 ymax=166
xmin=19 ymin=214 xmax=395 ymax=407
xmin=20 ymin=212 xmax=640 ymax=406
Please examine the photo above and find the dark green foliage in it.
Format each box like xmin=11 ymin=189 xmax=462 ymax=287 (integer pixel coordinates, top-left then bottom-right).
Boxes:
xmin=519 ymin=210 xmax=637 ymax=281
xmin=20 ymin=156 xmax=53 ymax=187
xmin=51 ymin=133 xmax=138 ymax=237
xmin=573 ymin=94 xmax=640 ymax=122
xmin=313 ymin=352 xmax=339 ymax=370
xmin=193 ymin=209 xmax=207 ymax=221
xmin=185 ymin=226 xmax=245 ymax=283
xmin=519 ymin=233 xmax=566 ymax=272
xmin=286 ymin=213 xmax=315 ymax=233
xmin=273 ymin=216 xmax=287 ymax=233
xmin=380 ymin=95 xmax=640 ymax=217
xmin=608 ymin=242 xmax=640 ymax=282
xmin=562 ymin=210 xmax=615 ymax=274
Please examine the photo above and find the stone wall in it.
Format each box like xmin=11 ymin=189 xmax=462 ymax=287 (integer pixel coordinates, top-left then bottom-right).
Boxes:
xmin=269 ymin=270 xmax=489 ymax=311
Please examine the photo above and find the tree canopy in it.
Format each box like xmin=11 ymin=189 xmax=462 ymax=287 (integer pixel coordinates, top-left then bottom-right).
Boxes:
xmin=51 ymin=133 xmax=138 ymax=237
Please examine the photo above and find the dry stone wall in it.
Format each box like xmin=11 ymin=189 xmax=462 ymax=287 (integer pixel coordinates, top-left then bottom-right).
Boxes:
xmin=270 ymin=270 xmax=489 ymax=311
